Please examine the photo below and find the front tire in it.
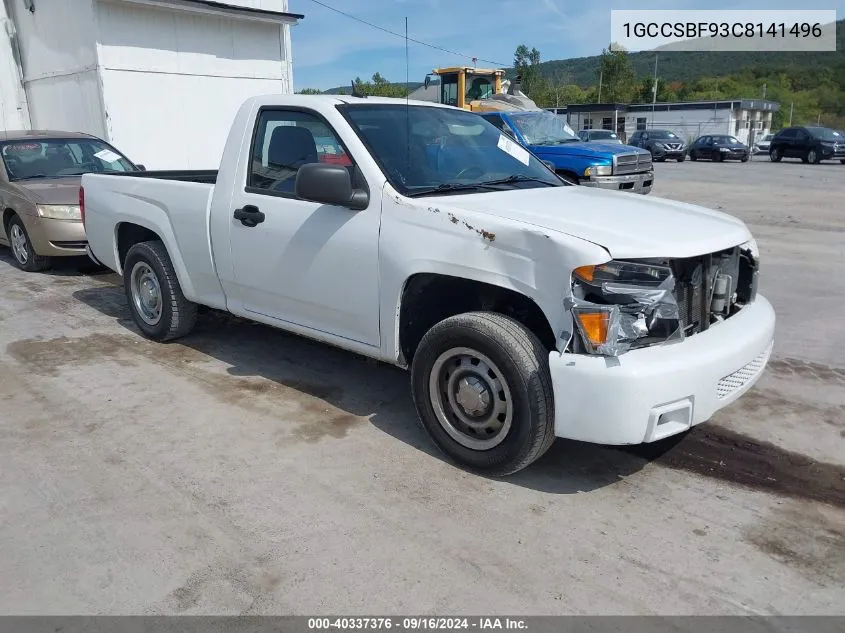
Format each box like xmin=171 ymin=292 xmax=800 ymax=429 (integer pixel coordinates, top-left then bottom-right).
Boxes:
xmin=770 ymin=148 xmax=782 ymax=162
xmin=806 ymin=148 xmax=820 ymax=164
xmin=411 ymin=312 xmax=555 ymax=476
xmin=123 ymin=240 xmax=197 ymax=341
xmin=690 ymin=152 xmax=697 ymax=161
xmin=5 ymin=215 xmax=50 ymax=272
xmin=676 ymin=155 xmax=686 ymax=162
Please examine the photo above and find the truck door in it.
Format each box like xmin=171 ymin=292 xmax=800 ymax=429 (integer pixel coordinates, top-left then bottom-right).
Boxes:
xmin=226 ymin=108 xmax=381 ymax=348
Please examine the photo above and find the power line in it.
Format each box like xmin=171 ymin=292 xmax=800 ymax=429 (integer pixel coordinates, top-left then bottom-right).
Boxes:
xmin=302 ymin=0 xmax=509 ymax=68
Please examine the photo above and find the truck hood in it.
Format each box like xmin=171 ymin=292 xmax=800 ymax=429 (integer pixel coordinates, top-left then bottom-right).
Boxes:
xmin=528 ymin=142 xmax=647 ymax=159
xmin=429 ymin=185 xmax=751 ymax=259
xmin=12 ymin=177 xmax=82 ymax=204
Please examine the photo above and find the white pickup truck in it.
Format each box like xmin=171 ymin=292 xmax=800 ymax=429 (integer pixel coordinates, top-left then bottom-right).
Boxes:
xmin=82 ymin=94 xmax=775 ymax=476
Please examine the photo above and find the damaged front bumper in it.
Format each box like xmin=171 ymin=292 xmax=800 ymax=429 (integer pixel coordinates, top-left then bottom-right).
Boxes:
xmin=581 ymin=171 xmax=653 ymax=195
xmin=548 ymin=295 xmax=775 ymax=444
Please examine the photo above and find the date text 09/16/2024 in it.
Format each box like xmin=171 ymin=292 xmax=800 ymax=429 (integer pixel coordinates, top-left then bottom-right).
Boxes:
xmin=308 ymin=618 xmax=528 ymax=630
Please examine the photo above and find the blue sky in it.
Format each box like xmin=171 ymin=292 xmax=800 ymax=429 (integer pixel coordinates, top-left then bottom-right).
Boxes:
xmin=288 ymin=0 xmax=843 ymax=91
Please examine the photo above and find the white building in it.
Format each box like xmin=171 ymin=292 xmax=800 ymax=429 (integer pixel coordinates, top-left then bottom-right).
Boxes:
xmin=562 ymin=100 xmax=779 ymax=146
xmin=0 ymin=0 xmax=302 ymax=168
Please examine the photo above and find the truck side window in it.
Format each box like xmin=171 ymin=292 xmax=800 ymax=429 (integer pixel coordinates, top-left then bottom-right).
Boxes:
xmin=248 ymin=109 xmax=353 ymax=195
xmin=483 ymin=115 xmax=516 ymax=139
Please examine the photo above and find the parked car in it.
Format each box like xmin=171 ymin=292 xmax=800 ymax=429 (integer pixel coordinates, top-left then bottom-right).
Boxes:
xmin=689 ymin=135 xmax=750 ymax=162
xmin=628 ymin=129 xmax=687 ymax=162
xmin=0 ymin=130 xmax=139 ymax=271
xmin=768 ymin=126 xmax=845 ymax=164
xmin=753 ymin=132 xmax=776 ymax=154
xmin=578 ymin=129 xmax=623 ymax=145
xmin=82 ymin=94 xmax=774 ymax=477
xmin=480 ymin=110 xmax=653 ymax=194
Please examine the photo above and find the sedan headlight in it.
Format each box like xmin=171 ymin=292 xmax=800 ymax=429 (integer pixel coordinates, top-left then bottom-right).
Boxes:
xmin=568 ymin=260 xmax=683 ymax=356
xmin=36 ymin=204 xmax=82 ymax=221
xmin=719 ymin=146 xmax=730 ymax=152
xmin=584 ymin=165 xmax=612 ymax=177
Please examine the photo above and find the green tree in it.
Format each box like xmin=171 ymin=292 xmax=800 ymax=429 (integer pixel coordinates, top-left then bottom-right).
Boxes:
xmin=596 ymin=45 xmax=636 ymax=102
xmin=513 ymin=44 xmax=544 ymax=97
xmin=352 ymin=73 xmax=409 ymax=98
xmin=296 ymin=88 xmax=323 ymax=95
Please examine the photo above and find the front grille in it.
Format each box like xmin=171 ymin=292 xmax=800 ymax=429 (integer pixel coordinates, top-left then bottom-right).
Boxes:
xmin=716 ymin=343 xmax=773 ymax=399
xmin=615 ymin=152 xmax=653 ymax=175
xmin=663 ymin=143 xmax=684 ymax=151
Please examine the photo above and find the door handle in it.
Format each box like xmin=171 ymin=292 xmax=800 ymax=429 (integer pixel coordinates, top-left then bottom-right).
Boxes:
xmin=233 ymin=204 xmax=265 ymax=227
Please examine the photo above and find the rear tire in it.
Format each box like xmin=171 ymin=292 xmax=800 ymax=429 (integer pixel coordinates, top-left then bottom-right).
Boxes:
xmin=690 ymin=152 xmax=697 ymax=161
xmin=411 ymin=312 xmax=555 ymax=477
xmin=123 ymin=240 xmax=197 ymax=341
xmin=5 ymin=215 xmax=50 ymax=272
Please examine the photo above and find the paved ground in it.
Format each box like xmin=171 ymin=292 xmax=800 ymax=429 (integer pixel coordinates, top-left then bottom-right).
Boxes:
xmin=1 ymin=159 xmax=844 ymax=615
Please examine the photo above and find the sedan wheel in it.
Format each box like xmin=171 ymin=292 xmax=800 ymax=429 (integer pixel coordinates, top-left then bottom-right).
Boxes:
xmin=5 ymin=215 xmax=49 ymax=272
xmin=770 ymin=148 xmax=782 ymax=162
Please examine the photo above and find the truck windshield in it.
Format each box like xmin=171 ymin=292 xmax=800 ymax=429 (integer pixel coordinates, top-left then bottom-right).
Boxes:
xmin=0 ymin=138 xmax=135 ymax=181
xmin=340 ymin=104 xmax=563 ymax=197
xmin=507 ymin=111 xmax=580 ymax=145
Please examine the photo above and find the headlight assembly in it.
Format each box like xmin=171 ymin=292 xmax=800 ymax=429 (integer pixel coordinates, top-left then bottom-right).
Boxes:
xmin=568 ymin=260 xmax=683 ymax=356
xmin=584 ymin=165 xmax=612 ymax=177
xmin=36 ymin=204 xmax=82 ymax=221
xmin=740 ymin=238 xmax=759 ymax=261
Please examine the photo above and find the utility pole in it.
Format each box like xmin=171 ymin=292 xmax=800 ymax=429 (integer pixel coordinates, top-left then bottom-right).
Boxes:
xmin=597 ymin=69 xmax=603 ymax=103
xmin=818 ymin=112 xmax=821 ymax=125
xmin=788 ymin=101 xmax=794 ymax=126
xmin=651 ymin=54 xmax=658 ymax=129
xmin=761 ymin=83 xmax=767 ymax=100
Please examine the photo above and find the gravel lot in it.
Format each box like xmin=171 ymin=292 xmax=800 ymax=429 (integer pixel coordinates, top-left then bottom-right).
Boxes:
xmin=1 ymin=159 xmax=843 ymax=615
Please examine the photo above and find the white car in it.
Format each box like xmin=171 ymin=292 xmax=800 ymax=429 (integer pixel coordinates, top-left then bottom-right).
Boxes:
xmin=754 ymin=132 xmax=776 ymax=154
xmin=82 ymin=94 xmax=775 ymax=476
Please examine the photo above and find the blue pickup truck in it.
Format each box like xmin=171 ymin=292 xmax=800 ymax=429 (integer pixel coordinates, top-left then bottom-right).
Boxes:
xmin=479 ymin=110 xmax=654 ymax=194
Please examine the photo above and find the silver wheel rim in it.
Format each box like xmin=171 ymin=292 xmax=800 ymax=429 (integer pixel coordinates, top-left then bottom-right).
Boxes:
xmin=428 ymin=347 xmax=513 ymax=450
xmin=808 ymin=150 xmax=816 ymax=163
xmin=130 ymin=262 xmax=163 ymax=326
xmin=9 ymin=224 xmax=28 ymax=265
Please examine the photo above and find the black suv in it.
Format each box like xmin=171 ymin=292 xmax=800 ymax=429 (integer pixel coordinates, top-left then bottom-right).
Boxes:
xmin=628 ymin=129 xmax=687 ymax=162
xmin=769 ymin=126 xmax=845 ymax=164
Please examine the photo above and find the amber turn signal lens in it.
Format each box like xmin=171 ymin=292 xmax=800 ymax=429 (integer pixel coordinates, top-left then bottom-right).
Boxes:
xmin=574 ymin=311 xmax=609 ymax=345
xmin=573 ymin=265 xmax=596 ymax=282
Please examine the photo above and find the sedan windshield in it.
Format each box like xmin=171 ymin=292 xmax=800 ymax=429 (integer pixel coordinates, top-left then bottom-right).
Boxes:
xmin=507 ymin=111 xmax=580 ymax=145
xmin=1 ymin=138 xmax=135 ymax=181
xmin=713 ymin=136 xmax=741 ymax=144
xmin=340 ymin=104 xmax=563 ymax=197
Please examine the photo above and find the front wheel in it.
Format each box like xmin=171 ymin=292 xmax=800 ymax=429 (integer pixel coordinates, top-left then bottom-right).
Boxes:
xmin=411 ymin=312 xmax=555 ymax=476
xmin=676 ymin=155 xmax=686 ymax=162
xmin=5 ymin=215 xmax=50 ymax=272
xmin=806 ymin=148 xmax=820 ymax=164
xmin=123 ymin=240 xmax=197 ymax=341
xmin=690 ymin=152 xmax=698 ymax=161
xmin=770 ymin=148 xmax=782 ymax=162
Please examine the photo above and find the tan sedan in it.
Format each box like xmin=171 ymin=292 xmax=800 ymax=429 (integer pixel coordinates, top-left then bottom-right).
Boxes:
xmin=0 ymin=130 xmax=139 ymax=271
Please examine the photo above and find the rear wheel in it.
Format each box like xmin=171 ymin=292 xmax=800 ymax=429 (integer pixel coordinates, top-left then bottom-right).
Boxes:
xmin=690 ymin=151 xmax=697 ymax=161
xmin=123 ymin=240 xmax=197 ymax=341
xmin=770 ymin=148 xmax=782 ymax=162
xmin=5 ymin=215 xmax=50 ymax=272
xmin=411 ymin=312 xmax=555 ymax=476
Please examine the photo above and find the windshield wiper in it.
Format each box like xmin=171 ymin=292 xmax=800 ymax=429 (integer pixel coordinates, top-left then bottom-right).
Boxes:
xmin=476 ymin=174 xmax=558 ymax=187
xmin=406 ymin=182 xmax=503 ymax=197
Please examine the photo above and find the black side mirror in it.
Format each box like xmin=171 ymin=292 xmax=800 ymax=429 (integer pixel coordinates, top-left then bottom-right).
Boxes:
xmin=135 ymin=164 xmax=146 ymax=171
xmin=295 ymin=163 xmax=368 ymax=210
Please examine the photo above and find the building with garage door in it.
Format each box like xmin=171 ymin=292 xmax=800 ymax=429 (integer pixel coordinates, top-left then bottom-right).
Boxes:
xmin=562 ymin=99 xmax=779 ymax=146
xmin=0 ymin=0 xmax=302 ymax=168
